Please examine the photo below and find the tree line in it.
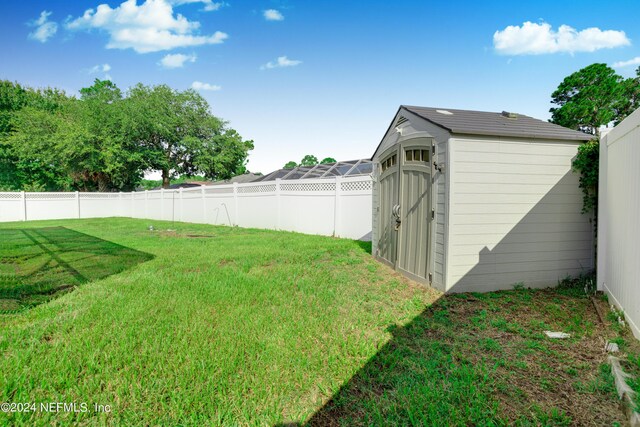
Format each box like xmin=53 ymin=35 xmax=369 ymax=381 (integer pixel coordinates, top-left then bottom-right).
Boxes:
xmin=283 ymin=155 xmax=337 ymax=169
xmin=1 ymin=64 xmax=637 ymax=195
xmin=0 ymin=79 xmax=254 ymax=191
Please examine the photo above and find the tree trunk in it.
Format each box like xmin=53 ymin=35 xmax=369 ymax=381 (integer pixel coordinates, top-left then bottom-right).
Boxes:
xmin=97 ymin=172 xmax=108 ymax=192
xmin=162 ymin=169 xmax=170 ymax=189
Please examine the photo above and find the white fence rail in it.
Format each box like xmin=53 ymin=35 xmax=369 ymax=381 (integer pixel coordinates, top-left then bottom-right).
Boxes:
xmin=0 ymin=176 xmax=373 ymax=240
xmin=598 ymin=108 xmax=640 ymax=339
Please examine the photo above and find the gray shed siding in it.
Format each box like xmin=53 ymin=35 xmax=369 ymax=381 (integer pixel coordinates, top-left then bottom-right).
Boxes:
xmin=434 ymin=136 xmax=448 ymax=289
xmin=446 ymin=135 xmax=593 ymax=292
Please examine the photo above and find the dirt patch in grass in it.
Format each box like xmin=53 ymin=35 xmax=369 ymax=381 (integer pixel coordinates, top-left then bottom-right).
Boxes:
xmin=153 ymin=230 xmax=217 ymax=238
xmin=464 ymin=291 xmax=620 ymax=426
xmin=0 ymin=298 xmax=21 ymax=312
xmin=307 ymin=288 xmax=626 ymax=426
xmin=217 ymin=258 xmax=235 ymax=267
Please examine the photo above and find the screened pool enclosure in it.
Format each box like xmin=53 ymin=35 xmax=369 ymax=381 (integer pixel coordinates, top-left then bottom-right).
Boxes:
xmin=253 ymin=159 xmax=373 ymax=182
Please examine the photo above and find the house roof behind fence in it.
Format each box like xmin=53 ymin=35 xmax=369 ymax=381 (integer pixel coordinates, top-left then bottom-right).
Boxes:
xmin=211 ymin=173 xmax=263 ymax=185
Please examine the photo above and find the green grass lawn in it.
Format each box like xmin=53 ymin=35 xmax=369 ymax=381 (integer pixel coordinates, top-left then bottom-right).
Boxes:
xmin=0 ymin=218 xmax=630 ymax=425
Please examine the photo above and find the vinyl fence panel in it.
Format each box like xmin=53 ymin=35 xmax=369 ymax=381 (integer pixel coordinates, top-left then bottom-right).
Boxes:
xmin=0 ymin=192 xmax=24 ymax=222
xmin=0 ymin=176 xmax=373 ymax=240
xmin=598 ymin=108 xmax=640 ymax=339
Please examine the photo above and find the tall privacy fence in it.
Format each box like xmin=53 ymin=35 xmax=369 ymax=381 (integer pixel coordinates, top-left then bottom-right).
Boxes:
xmin=598 ymin=108 xmax=640 ymax=339
xmin=0 ymin=176 xmax=373 ymax=240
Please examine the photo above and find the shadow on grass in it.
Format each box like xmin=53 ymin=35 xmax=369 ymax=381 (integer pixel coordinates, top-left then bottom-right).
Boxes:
xmin=0 ymin=227 xmax=152 ymax=312
xmin=302 ymin=295 xmax=505 ymax=426
xmin=276 ymin=288 xmax=620 ymax=426
xmin=352 ymin=240 xmax=372 ymax=254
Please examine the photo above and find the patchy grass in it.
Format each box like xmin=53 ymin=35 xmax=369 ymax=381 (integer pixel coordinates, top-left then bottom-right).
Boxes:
xmin=308 ymin=288 xmax=625 ymax=426
xmin=597 ymin=296 xmax=640 ymax=415
xmin=628 ymin=354 xmax=640 ymax=412
xmin=0 ymin=218 xmax=628 ymax=425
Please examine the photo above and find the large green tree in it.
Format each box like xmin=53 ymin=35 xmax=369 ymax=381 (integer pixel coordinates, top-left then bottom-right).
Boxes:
xmin=2 ymin=79 xmax=253 ymax=191
xmin=550 ymin=64 xmax=640 ymax=213
xmin=8 ymin=80 xmax=144 ymax=191
xmin=125 ymin=84 xmax=253 ymax=188
xmin=617 ymin=67 xmax=640 ymax=123
xmin=550 ymin=63 xmax=626 ymax=137
xmin=64 ymin=79 xmax=143 ymax=190
xmin=1 ymin=81 xmax=71 ymax=191
xmin=0 ymin=80 xmax=30 ymax=190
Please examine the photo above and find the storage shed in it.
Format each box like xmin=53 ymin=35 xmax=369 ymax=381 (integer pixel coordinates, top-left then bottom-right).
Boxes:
xmin=372 ymin=106 xmax=594 ymax=293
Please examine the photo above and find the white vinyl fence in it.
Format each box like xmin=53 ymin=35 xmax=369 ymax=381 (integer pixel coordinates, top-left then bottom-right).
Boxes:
xmin=0 ymin=176 xmax=373 ymax=240
xmin=598 ymin=108 xmax=640 ymax=339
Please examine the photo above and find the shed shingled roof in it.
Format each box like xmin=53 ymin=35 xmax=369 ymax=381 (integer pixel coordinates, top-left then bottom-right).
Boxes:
xmin=402 ymin=105 xmax=593 ymax=141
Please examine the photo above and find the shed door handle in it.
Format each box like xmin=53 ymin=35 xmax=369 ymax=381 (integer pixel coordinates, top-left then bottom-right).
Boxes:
xmin=392 ymin=204 xmax=401 ymax=220
xmin=392 ymin=204 xmax=401 ymax=230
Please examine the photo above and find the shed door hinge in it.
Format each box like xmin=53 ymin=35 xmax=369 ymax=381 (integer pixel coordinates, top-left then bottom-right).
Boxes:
xmin=431 ymin=208 xmax=435 ymax=220
xmin=428 ymin=273 xmax=433 ymax=284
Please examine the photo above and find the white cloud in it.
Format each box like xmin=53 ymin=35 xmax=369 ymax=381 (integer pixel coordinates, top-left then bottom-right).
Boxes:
xmin=28 ymin=11 xmax=58 ymax=43
xmin=160 ymin=53 xmax=197 ymax=68
xmin=260 ymin=56 xmax=302 ymax=70
xmin=202 ymin=2 xmax=226 ymax=12
xmin=493 ymin=21 xmax=630 ymax=55
xmin=191 ymin=81 xmax=221 ymax=91
xmin=86 ymin=63 xmax=112 ymax=80
xmin=263 ymin=9 xmax=284 ymax=21
xmin=88 ymin=63 xmax=112 ymax=74
xmin=169 ymin=0 xmax=227 ymax=11
xmin=613 ymin=57 xmax=640 ymax=68
xmin=66 ymin=0 xmax=228 ymax=53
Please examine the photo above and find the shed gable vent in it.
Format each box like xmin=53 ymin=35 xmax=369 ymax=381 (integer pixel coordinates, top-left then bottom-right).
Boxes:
xmin=396 ymin=116 xmax=408 ymax=126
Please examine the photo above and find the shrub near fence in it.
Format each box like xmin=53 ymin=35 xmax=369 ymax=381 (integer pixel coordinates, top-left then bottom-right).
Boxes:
xmin=0 ymin=176 xmax=373 ymax=240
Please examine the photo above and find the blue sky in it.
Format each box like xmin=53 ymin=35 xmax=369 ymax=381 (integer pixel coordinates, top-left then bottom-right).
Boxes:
xmin=1 ymin=0 xmax=639 ymax=175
